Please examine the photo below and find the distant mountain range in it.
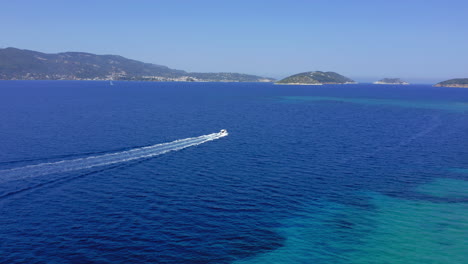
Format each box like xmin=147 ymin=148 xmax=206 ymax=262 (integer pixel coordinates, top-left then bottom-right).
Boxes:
xmin=0 ymin=47 xmax=275 ymax=82
xmin=276 ymin=71 xmax=355 ymax=85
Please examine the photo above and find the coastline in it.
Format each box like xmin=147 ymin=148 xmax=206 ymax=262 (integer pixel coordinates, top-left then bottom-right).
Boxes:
xmin=275 ymin=83 xmax=323 ymax=85
xmin=274 ymin=82 xmax=357 ymax=85
xmin=0 ymin=79 xmax=275 ymax=83
xmin=433 ymin=84 xmax=468 ymax=88
xmin=373 ymin=82 xmax=409 ymax=85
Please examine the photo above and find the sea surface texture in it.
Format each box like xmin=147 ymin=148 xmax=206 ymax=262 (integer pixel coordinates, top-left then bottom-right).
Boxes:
xmin=0 ymin=81 xmax=467 ymax=263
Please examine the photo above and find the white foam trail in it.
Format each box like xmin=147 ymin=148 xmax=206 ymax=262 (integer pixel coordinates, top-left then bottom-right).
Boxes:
xmin=0 ymin=131 xmax=228 ymax=183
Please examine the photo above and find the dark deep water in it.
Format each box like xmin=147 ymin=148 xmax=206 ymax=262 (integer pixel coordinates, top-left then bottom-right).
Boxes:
xmin=0 ymin=81 xmax=467 ymax=263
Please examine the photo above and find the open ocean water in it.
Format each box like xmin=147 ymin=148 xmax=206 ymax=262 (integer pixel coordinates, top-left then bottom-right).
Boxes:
xmin=0 ymin=81 xmax=467 ymax=263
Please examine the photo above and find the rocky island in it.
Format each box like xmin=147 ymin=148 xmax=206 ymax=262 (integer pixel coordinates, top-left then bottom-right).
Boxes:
xmin=374 ymin=78 xmax=409 ymax=85
xmin=276 ymin=71 xmax=355 ymax=85
xmin=434 ymin=78 xmax=468 ymax=88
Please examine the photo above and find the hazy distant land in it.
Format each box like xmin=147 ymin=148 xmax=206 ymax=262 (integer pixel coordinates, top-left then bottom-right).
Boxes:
xmin=0 ymin=47 xmax=274 ymax=82
xmin=374 ymin=78 xmax=409 ymax=85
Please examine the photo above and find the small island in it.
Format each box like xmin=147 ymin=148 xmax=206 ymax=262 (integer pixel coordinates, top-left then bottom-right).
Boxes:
xmin=276 ymin=71 xmax=356 ymax=85
xmin=373 ymin=78 xmax=409 ymax=85
xmin=434 ymin=78 xmax=468 ymax=88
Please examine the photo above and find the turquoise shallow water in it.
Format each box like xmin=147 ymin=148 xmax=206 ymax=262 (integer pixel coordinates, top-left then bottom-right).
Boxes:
xmin=236 ymin=179 xmax=468 ymax=264
xmin=449 ymin=168 xmax=468 ymax=174
xmin=0 ymin=82 xmax=467 ymax=263
xmin=417 ymin=178 xmax=468 ymax=199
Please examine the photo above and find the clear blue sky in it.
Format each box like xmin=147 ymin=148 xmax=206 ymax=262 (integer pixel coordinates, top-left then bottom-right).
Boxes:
xmin=1 ymin=0 xmax=467 ymax=83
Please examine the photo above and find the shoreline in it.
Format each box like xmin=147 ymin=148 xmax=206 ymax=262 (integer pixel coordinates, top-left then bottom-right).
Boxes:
xmin=433 ymin=84 xmax=468 ymax=88
xmin=373 ymin=82 xmax=409 ymax=85
xmin=275 ymin=83 xmax=322 ymax=85
xmin=0 ymin=79 xmax=275 ymax=83
xmin=275 ymin=82 xmax=357 ymax=85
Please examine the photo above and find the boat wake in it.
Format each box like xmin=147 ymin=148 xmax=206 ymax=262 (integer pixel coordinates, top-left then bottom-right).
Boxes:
xmin=0 ymin=130 xmax=228 ymax=184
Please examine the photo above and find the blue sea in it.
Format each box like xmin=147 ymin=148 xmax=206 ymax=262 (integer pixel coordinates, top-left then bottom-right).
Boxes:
xmin=0 ymin=81 xmax=467 ymax=264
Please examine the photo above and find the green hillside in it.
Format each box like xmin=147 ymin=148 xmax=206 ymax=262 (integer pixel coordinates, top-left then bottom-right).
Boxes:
xmin=0 ymin=47 xmax=274 ymax=82
xmin=276 ymin=71 xmax=355 ymax=85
